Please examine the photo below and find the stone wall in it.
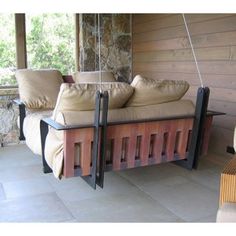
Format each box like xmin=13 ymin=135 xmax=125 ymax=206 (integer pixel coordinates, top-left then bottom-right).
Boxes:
xmin=0 ymin=91 xmax=20 ymax=146
xmin=79 ymin=14 xmax=132 ymax=83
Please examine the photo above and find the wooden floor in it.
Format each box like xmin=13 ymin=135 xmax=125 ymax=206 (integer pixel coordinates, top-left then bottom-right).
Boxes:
xmin=0 ymin=144 xmax=230 ymax=222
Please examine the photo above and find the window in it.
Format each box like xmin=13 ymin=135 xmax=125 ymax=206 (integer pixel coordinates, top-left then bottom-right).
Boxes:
xmin=0 ymin=14 xmax=17 ymax=87
xmin=26 ymin=13 xmax=76 ymax=75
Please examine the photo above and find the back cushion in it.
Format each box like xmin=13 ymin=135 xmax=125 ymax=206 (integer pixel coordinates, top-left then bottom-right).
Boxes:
xmin=53 ymin=82 xmax=134 ymax=118
xmin=73 ymin=71 xmax=116 ymax=83
xmin=126 ymin=75 xmax=190 ymax=107
xmin=16 ymin=69 xmax=63 ymax=109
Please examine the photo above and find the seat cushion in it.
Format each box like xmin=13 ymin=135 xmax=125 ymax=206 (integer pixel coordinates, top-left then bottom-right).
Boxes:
xmin=73 ymin=71 xmax=116 ymax=83
xmin=57 ymin=99 xmax=195 ymax=126
xmin=52 ymin=82 xmax=134 ymax=118
xmin=217 ymin=202 xmax=236 ymax=222
xmin=16 ymin=69 xmax=63 ymax=109
xmin=126 ymin=75 xmax=190 ymax=107
xmin=23 ymin=110 xmax=53 ymax=155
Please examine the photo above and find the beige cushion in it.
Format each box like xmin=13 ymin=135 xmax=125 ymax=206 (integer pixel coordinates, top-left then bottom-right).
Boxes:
xmin=16 ymin=69 xmax=63 ymax=109
xmin=217 ymin=203 xmax=236 ymax=222
xmin=45 ymin=99 xmax=195 ymax=178
xmin=73 ymin=71 xmax=116 ymax=83
xmin=23 ymin=110 xmax=53 ymax=155
xmin=126 ymin=75 xmax=190 ymax=107
xmin=52 ymin=82 xmax=134 ymax=118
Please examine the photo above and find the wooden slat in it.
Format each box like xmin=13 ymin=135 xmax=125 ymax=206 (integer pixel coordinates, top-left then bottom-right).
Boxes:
xmin=63 ymin=130 xmax=75 ymax=178
xmin=127 ymin=135 xmax=137 ymax=168
xmin=133 ymin=47 xmax=231 ymax=62
xmin=177 ymin=119 xmax=193 ymax=158
xmin=134 ymin=61 xmax=236 ymax=75
xmin=133 ymin=15 xmax=236 ymax=43
xmin=219 ymin=157 xmax=236 ymax=206
xmin=133 ymin=14 xmax=232 ymax=34
xmin=133 ymin=31 xmax=236 ymax=53
xmin=153 ymin=127 xmax=164 ymax=163
xmin=80 ymin=141 xmax=92 ymax=176
xmin=133 ymin=14 xmax=171 ymax=25
xmin=201 ymin=116 xmax=213 ymax=156
xmin=112 ymin=138 xmax=122 ymax=170
xmin=166 ymin=123 xmax=177 ymax=161
xmin=139 ymin=125 xmax=150 ymax=166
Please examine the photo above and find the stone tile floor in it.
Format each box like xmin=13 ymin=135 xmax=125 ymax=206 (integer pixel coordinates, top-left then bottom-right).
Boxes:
xmin=0 ymin=144 xmax=229 ymax=222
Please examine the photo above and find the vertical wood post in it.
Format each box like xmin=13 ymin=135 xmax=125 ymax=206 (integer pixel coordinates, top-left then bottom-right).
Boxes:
xmin=15 ymin=14 xmax=27 ymax=69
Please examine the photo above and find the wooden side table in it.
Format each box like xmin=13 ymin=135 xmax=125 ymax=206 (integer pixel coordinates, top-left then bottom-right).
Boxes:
xmin=219 ymin=157 xmax=236 ymax=206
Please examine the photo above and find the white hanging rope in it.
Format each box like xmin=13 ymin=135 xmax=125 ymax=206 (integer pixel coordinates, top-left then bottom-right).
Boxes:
xmin=182 ymin=14 xmax=204 ymax=88
xmin=97 ymin=14 xmax=102 ymax=92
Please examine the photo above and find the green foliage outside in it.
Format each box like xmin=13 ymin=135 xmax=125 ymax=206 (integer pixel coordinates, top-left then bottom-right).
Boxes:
xmin=0 ymin=13 xmax=75 ymax=87
xmin=0 ymin=14 xmax=16 ymax=86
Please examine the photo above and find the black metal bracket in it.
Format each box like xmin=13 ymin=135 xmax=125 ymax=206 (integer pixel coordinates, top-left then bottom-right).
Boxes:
xmin=81 ymin=91 xmax=109 ymax=189
xmin=96 ymin=91 xmax=109 ymax=188
xmin=13 ymin=99 xmax=26 ymax=141
xmin=81 ymin=91 xmax=102 ymax=189
xmin=40 ymin=119 xmax=53 ymax=174
xmin=174 ymin=87 xmax=210 ymax=170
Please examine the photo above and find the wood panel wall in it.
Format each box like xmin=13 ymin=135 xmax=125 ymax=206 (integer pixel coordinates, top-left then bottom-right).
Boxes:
xmin=132 ymin=14 xmax=236 ymax=156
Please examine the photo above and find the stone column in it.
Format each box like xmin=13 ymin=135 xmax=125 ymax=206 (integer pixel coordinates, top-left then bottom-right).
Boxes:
xmin=0 ymin=91 xmax=19 ymax=146
xmin=79 ymin=14 xmax=132 ymax=83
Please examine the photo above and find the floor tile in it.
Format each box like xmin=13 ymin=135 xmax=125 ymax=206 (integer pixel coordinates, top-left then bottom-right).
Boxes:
xmin=0 ymin=145 xmax=41 ymax=170
xmin=0 ymin=144 xmax=225 ymax=222
xmin=0 ymin=183 xmax=6 ymax=201
xmin=138 ymin=178 xmax=219 ymax=221
xmin=192 ymin=214 xmax=217 ymax=223
xmin=46 ymin=171 xmax=138 ymax=202
xmin=65 ymin=190 xmax=182 ymax=222
xmin=0 ymin=193 xmax=73 ymax=222
xmin=118 ymin=162 xmax=189 ymax=187
xmin=0 ymin=164 xmax=44 ymax=183
xmin=3 ymin=177 xmax=54 ymax=199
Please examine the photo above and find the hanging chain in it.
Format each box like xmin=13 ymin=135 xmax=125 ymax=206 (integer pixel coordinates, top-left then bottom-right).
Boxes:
xmin=182 ymin=14 xmax=204 ymax=88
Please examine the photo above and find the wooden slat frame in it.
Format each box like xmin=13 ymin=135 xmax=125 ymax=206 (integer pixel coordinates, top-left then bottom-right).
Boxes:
xmin=62 ymin=116 xmax=215 ymax=177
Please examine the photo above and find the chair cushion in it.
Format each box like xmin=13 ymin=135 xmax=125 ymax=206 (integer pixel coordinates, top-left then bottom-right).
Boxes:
xmin=52 ymin=82 xmax=134 ymax=118
xmin=23 ymin=110 xmax=53 ymax=155
xmin=16 ymin=69 xmax=63 ymax=109
xmin=73 ymin=71 xmax=116 ymax=83
xmin=126 ymin=75 xmax=190 ymax=107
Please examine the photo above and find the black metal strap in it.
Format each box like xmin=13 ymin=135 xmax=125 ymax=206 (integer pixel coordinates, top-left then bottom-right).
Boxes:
xmin=81 ymin=91 xmax=101 ymax=189
xmin=175 ymin=87 xmax=210 ymax=169
xmin=96 ymin=91 xmax=109 ymax=188
xmin=13 ymin=99 xmax=26 ymax=141
xmin=40 ymin=120 xmax=52 ymax=174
